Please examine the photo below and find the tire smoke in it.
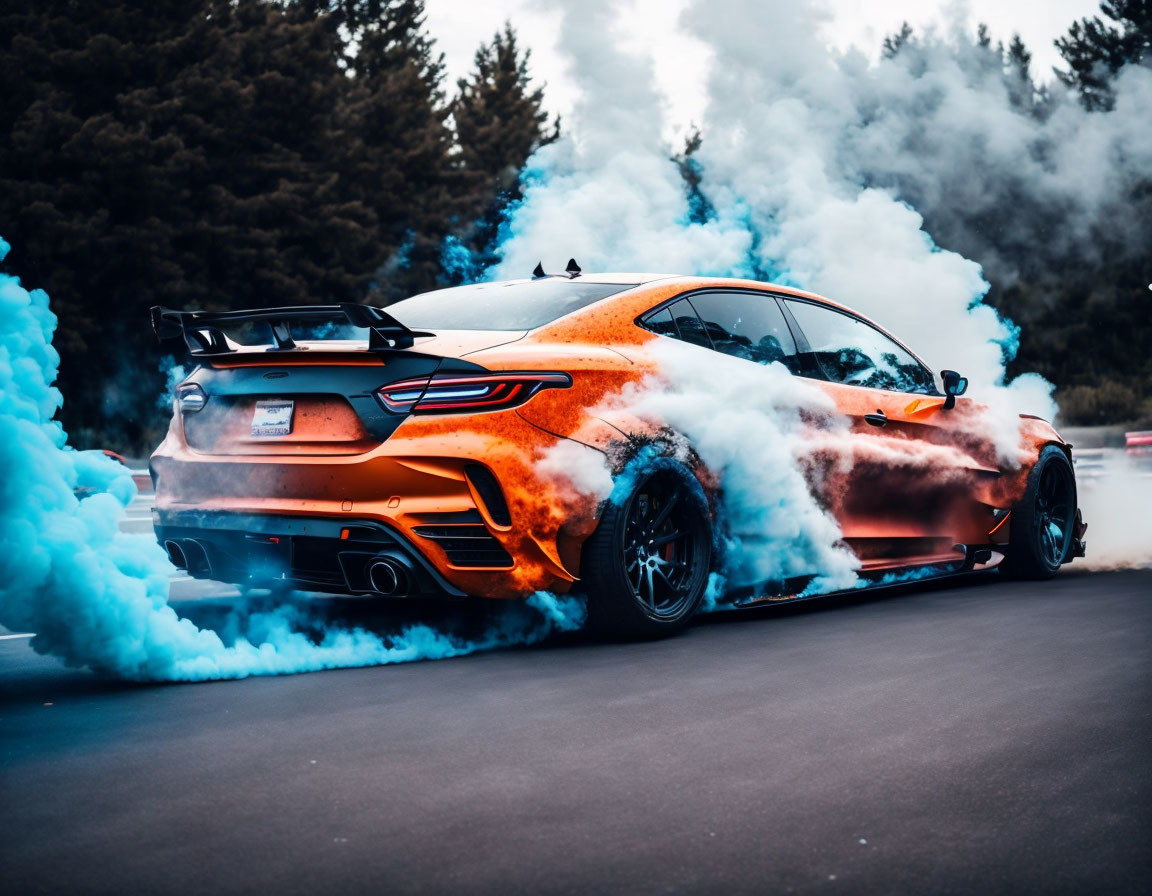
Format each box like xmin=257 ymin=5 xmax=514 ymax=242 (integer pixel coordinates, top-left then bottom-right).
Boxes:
xmin=487 ymin=0 xmax=1151 ymax=451
xmin=0 ymin=236 xmax=584 ymax=680
xmin=513 ymin=0 xmax=1152 ymax=582
xmin=1076 ymin=458 xmax=1152 ymax=570
xmin=612 ymin=342 xmax=860 ymax=595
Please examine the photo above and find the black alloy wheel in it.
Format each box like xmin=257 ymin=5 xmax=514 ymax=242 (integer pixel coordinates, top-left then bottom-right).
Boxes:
xmin=582 ymin=460 xmax=712 ymax=637
xmin=1003 ymin=445 xmax=1078 ymax=579
xmin=1035 ymin=461 xmax=1076 ymax=568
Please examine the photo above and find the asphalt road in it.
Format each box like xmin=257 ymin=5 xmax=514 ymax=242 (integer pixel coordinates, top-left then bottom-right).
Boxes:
xmin=2 ymin=567 xmax=1150 ymax=895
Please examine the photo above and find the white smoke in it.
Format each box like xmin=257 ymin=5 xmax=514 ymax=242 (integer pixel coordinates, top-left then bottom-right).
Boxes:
xmin=494 ymin=0 xmax=1152 ymax=440
xmin=492 ymin=0 xmax=753 ymax=280
xmin=613 ymin=341 xmax=860 ymax=593
xmin=536 ymin=438 xmax=616 ymax=498
xmin=535 ymin=349 xmax=861 ymax=604
xmin=1076 ymin=458 xmax=1152 ymax=570
xmin=504 ymin=0 xmax=1152 ymax=583
xmin=841 ymin=35 xmax=1152 ymax=284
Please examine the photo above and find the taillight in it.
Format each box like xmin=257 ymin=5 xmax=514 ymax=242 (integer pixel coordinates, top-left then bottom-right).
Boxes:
xmin=377 ymin=372 xmax=571 ymax=414
xmin=176 ymin=383 xmax=207 ymax=412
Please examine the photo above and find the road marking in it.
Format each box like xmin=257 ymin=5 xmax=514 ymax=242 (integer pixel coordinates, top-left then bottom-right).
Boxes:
xmin=0 ymin=633 xmax=34 ymax=640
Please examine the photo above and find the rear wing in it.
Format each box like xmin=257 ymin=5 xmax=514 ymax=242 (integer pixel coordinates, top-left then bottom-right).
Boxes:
xmin=149 ymin=304 xmax=427 ymax=356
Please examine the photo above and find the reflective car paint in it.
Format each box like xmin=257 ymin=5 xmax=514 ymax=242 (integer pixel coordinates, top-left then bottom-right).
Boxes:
xmin=151 ymin=275 xmax=1071 ymax=597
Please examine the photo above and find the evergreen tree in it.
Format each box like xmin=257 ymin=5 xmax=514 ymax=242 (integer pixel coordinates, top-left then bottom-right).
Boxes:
xmin=971 ymin=22 xmax=1008 ymax=81
xmin=335 ymin=0 xmax=457 ymax=303
xmin=0 ymin=1 xmax=218 ymax=446
xmin=454 ymin=23 xmax=554 ymax=201
xmin=447 ymin=22 xmax=557 ymax=281
xmin=1056 ymin=0 xmax=1152 ymax=110
xmin=0 ymin=1 xmax=399 ymax=447
xmin=165 ymin=0 xmax=379 ymax=310
xmin=1004 ymin=34 xmax=1040 ymax=112
xmin=882 ymin=22 xmax=914 ymax=59
xmin=0 ymin=0 xmax=558 ymax=447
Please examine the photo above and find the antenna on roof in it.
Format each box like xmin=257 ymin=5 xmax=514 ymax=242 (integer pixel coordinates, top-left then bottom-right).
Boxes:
xmin=532 ymin=261 xmax=546 ymax=279
xmin=566 ymin=258 xmax=582 ymax=278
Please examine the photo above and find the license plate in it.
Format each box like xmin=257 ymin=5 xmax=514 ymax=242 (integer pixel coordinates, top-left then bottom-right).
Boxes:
xmin=251 ymin=399 xmax=294 ymax=436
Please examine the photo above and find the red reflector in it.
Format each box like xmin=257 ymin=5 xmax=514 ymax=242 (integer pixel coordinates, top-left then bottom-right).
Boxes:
xmin=340 ymin=528 xmax=350 ymax=540
xmin=268 ymin=537 xmax=280 ymax=544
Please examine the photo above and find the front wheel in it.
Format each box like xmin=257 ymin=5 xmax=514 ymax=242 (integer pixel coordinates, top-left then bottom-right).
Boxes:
xmin=581 ymin=460 xmax=712 ymax=638
xmin=1002 ymin=445 xmax=1078 ymax=579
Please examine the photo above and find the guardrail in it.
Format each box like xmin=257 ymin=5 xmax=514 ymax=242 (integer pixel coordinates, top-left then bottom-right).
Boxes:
xmin=1126 ymin=430 xmax=1152 ymax=459
xmin=1074 ymin=432 xmax=1152 ymax=482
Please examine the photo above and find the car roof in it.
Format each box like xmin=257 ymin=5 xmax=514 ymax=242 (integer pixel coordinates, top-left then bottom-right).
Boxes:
xmin=423 ymin=274 xmax=927 ymax=368
xmin=562 ymin=274 xmax=858 ymax=317
xmin=534 ymin=274 xmax=936 ymax=374
xmin=461 ymin=274 xmax=895 ymax=337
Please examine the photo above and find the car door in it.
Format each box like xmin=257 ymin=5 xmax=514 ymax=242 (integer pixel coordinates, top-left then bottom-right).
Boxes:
xmin=642 ymin=289 xmax=925 ymax=566
xmin=779 ymin=297 xmax=998 ymax=568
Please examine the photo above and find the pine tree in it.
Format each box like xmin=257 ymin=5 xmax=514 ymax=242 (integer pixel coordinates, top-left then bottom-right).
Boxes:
xmin=970 ymin=22 xmax=1008 ymax=81
xmin=1056 ymin=0 xmax=1152 ymax=110
xmin=1004 ymin=34 xmax=1039 ymax=112
xmin=0 ymin=0 xmax=560 ymax=446
xmin=166 ymin=0 xmax=380 ymax=308
xmin=447 ymin=22 xmax=557 ymax=281
xmin=336 ymin=0 xmax=458 ymax=302
xmin=0 ymin=1 xmax=382 ymax=448
xmin=882 ymin=22 xmax=914 ymax=59
xmin=0 ymin=1 xmax=217 ymax=446
xmin=454 ymin=23 xmax=555 ymax=185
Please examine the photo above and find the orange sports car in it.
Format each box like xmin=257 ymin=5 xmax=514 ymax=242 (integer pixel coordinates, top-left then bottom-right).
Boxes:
xmin=150 ymin=268 xmax=1086 ymax=636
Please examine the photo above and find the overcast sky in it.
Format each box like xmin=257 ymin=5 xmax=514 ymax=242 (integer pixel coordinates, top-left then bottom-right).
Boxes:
xmin=425 ymin=0 xmax=1103 ymax=131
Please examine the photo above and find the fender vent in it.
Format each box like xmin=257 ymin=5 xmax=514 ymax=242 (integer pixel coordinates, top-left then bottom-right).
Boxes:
xmin=464 ymin=464 xmax=512 ymax=526
xmin=412 ymin=525 xmax=513 ymax=568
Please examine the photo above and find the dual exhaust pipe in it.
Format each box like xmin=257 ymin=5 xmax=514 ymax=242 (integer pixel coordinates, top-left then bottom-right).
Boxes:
xmin=167 ymin=536 xmax=412 ymax=597
xmin=164 ymin=539 xmax=210 ymax=575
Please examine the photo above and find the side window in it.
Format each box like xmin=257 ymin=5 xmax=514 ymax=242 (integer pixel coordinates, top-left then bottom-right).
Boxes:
xmin=783 ymin=299 xmax=936 ymax=394
xmin=688 ymin=291 xmax=801 ymax=372
xmin=642 ymin=298 xmax=714 ymax=349
xmin=644 ymin=307 xmax=680 ymax=338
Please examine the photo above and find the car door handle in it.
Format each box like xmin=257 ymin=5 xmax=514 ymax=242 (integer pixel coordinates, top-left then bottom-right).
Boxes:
xmin=864 ymin=411 xmax=888 ymax=427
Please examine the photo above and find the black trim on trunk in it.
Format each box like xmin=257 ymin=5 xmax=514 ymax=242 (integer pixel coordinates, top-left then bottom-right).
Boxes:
xmin=183 ymin=356 xmax=488 ymax=442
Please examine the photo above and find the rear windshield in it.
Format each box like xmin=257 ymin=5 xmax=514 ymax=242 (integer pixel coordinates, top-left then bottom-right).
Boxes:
xmin=386 ymin=280 xmax=636 ymax=330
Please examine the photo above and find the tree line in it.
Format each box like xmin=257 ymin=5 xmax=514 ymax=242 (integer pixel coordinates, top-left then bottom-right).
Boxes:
xmin=0 ymin=0 xmax=554 ymax=449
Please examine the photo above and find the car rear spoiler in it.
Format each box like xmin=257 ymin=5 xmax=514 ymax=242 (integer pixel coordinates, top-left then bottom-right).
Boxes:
xmin=149 ymin=304 xmax=428 ymax=356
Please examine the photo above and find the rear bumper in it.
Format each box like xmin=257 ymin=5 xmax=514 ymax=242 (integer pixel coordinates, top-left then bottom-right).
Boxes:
xmin=156 ymin=510 xmax=466 ymax=598
xmin=150 ymin=409 xmax=602 ymax=597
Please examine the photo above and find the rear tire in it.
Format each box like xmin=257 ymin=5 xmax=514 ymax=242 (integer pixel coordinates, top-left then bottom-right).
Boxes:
xmin=581 ymin=459 xmax=712 ymax=638
xmin=1001 ymin=445 xmax=1078 ymax=579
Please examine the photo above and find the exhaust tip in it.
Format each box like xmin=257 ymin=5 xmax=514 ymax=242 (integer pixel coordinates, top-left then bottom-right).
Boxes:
xmin=165 ymin=540 xmax=187 ymax=569
xmin=182 ymin=539 xmax=211 ymax=575
xmin=367 ymin=559 xmax=406 ymax=596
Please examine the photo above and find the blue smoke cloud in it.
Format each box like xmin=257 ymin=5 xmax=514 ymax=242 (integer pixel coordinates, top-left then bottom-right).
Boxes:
xmin=0 ymin=236 xmax=584 ymax=681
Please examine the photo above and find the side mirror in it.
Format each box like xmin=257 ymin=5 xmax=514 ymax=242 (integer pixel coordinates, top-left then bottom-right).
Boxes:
xmin=940 ymin=369 xmax=968 ymax=410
